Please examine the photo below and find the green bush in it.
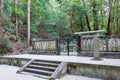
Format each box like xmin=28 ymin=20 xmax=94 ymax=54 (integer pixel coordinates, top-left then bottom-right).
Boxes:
xmin=10 ymin=35 xmax=17 ymax=41
xmin=0 ymin=40 xmax=13 ymax=55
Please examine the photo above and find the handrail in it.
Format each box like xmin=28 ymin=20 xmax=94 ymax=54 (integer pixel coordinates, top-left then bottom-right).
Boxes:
xmin=17 ymin=59 xmax=35 ymax=73
xmin=50 ymin=62 xmax=67 ymax=80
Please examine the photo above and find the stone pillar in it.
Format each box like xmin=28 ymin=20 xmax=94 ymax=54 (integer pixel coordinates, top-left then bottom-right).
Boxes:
xmin=93 ymin=36 xmax=101 ymax=60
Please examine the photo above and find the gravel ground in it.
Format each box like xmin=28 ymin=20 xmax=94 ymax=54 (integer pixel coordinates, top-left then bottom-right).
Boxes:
xmin=0 ymin=65 xmax=102 ymax=80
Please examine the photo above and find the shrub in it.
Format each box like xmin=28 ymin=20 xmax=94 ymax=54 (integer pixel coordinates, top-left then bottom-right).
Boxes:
xmin=10 ymin=35 xmax=17 ymax=41
xmin=0 ymin=39 xmax=13 ymax=55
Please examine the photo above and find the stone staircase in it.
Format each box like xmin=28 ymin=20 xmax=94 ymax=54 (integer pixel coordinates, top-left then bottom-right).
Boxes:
xmin=17 ymin=59 xmax=67 ymax=80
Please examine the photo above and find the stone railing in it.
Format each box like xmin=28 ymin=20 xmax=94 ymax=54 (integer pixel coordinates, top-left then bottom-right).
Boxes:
xmin=81 ymin=36 xmax=120 ymax=53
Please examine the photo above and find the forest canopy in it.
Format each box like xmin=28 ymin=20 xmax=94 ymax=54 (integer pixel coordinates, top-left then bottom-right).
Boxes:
xmin=0 ymin=0 xmax=120 ymax=39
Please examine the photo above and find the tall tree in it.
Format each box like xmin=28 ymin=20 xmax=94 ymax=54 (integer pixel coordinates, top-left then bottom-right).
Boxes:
xmin=15 ymin=0 xmax=18 ymax=37
xmin=92 ymin=0 xmax=98 ymax=30
xmin=107 ymin=0 xmax=112 ymax=35
xmin=82 ymin=0 xmax=91 ymax=31
xmin=27 ymin=0 xmax=30 ymax=47
xmin=0 ymin=0 xmax=11 ymax=27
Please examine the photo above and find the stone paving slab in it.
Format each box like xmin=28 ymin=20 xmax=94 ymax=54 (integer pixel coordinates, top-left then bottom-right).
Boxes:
xmin=0 ymin=65 xmax=45 ymax=80
xmin=0 ymin=65 xmax=102 ymax=80
xmin=56 ymin=74 xmax=102 ymax=80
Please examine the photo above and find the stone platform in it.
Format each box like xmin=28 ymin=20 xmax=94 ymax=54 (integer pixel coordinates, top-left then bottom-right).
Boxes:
xmin=2 ymin=54 xmax=120 ymax=67
xmin=0 ymin=54 xmax=120 ymax=80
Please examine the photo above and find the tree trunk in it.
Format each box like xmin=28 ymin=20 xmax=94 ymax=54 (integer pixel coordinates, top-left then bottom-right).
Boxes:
xmin=27 ymin=0 xmax=31 ymax=47
xmin=82 ymin=0 xmax=91 ymax=31
xmin=107 ymin=12 xmax=111 ymax=35
xmin=92 ymin=0 xmax=98 ymax=30
xmin=69 ymin=16 xmax=72 ymax=34
xmin=107 ymin=0 xmax=112 ymax=35
xmin=85 ymin=14 xmax=91 ymax=31
xmin=0 ymin=0 xmax=4 ymax=24
xmin=80 ymin=16 xmax=84 ymax=31
xmin=115 ymin=0 xmax=119 ymax=35
xmin=116 ymin=18 xmax=119 ymax=35
xmin=101 ymin=10 xmax=104 ymax=29
xmin=15 ymin=0 xmax=18 ymax=37
xmin=59 ymin=27 xmax=64 ymax=39
xmin=69 ymin=6 xmax=74 ymax=34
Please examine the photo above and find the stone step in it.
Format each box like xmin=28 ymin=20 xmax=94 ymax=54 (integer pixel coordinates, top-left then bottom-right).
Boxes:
xmin=28 ymin=64 xmax=56 ymax=71
xmin=24 ymin=68 xmax=53 ymax=76
xmin=21 ymin=71 xmax=50 ymax=79
xmin=35 ymin=59 xmax=61 ymax=64
xmin=17 ymin=59 xmax=66 ymax=80
xmin=32 ymin=61 xmax=59 ymax=67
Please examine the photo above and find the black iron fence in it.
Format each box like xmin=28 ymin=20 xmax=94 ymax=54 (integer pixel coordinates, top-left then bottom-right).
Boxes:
xmin=59 ymin=39 xmax=78 ymax=56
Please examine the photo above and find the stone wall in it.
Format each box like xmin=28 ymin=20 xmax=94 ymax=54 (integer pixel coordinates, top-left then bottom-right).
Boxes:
xmin=68 ymin=63 xmax=120 ymax=80
xmin=0 ymin=57 xmax=30 ymax=67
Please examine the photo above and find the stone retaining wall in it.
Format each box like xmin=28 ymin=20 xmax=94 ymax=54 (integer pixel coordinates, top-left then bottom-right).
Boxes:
xmin=0 ymin=57 xmax=30 ymax=67
xmin=68 ymin=63 xmax=120 ymax=80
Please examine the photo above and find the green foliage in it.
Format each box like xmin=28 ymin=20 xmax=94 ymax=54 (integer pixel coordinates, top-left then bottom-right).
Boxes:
xmin=30 ymin=24 xmax=38 ymax=38
xmin=4 ymin=22 xmax=14 ymax=32
xmin=0 ymin=39 xmax=13 ymax=55
xmin=1 ymin=0 xmax=120 ymax=41
xmin=0 ymin=0 xmax=12 ymax=26
xmin=12 ymin=8 xmax=24 ymax=17
xmin=0 ymin=0 xmax=12 ymax=17
xmin=10 ymin=35 xmax=17 ymax=41
xmin=30 ymin=0 xmax=120 ymax=36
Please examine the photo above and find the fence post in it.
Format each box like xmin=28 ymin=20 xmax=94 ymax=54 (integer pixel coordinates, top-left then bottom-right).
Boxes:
xmin=32 ymin=41 xmax=34 ymax=50
xmin=32 ymin=38 xmax=36 ymax=50
xmin=77 ymin=35 xmax=81 ymax=56
xmin=67 ymin=39 xmax=69 ymax=56
xmin=56 ymin=37 xmax=60 ymax=55
xmin=106 ymin=37 xmax=109 ymax=52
